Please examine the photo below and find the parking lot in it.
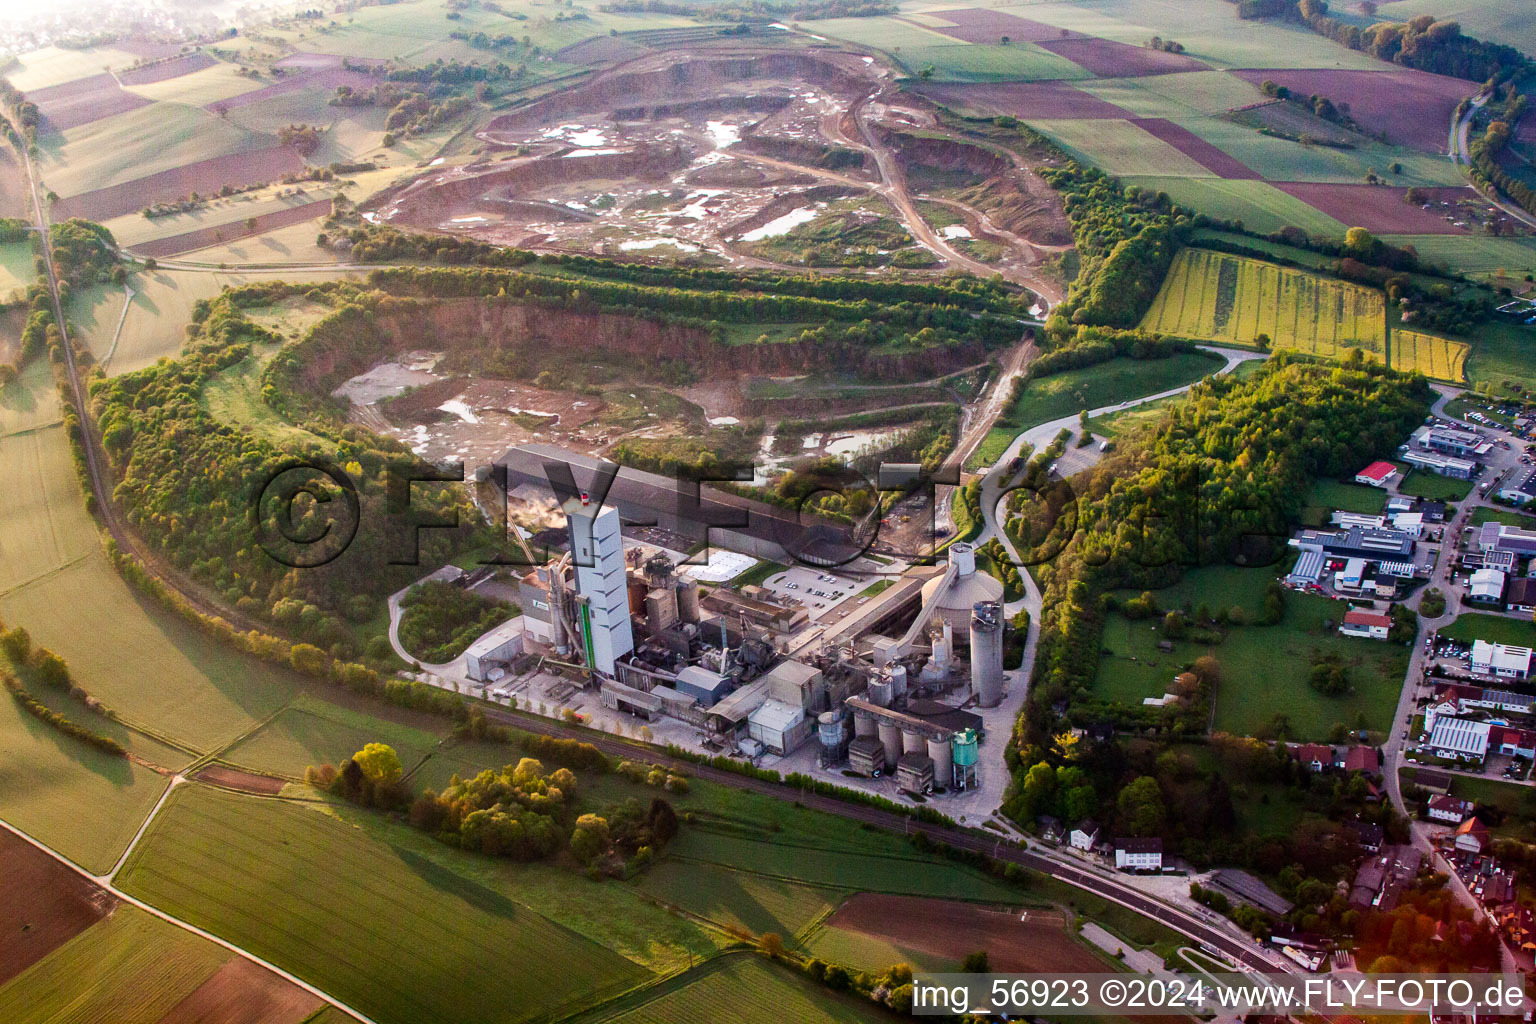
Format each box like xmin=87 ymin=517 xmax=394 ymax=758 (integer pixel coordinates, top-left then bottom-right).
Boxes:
xmin=759 ymin=565 xmax=864 ymax=618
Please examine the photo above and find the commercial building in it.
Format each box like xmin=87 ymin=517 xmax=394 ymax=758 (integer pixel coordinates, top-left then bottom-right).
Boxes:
xmin=1113 ymin=837 xmax=1163 ymax=871
xmin=1508 ymin=577 xmax=1536 ymax=614
xmin=1469 ymin=567 xmax=1507 ymax=604
xmin=1471 ymin=640 xmax=1533 ymax=681
xmin=1499 ymin=467 xmax=1536 ymax=506
xmin=1402 ymin=450 xmax=1477 ymax=479
xmin=1426 ymin=716 xmax=1491 ymax=762
xmin=1355 ymin=461 xmax=1398 ymax=488
xmin=1340 ymin=609 xmax=1392 ymax=640
xmin=1286 ymin=550 xmax=1326 ymax=587
xmin=1290 ymin=527 xmax=1414 ymax=561
xmin=1480 ymin=522 xmax=1536 ymax=557
xmin=1415 ymin=425 xmax=1493 ymax=459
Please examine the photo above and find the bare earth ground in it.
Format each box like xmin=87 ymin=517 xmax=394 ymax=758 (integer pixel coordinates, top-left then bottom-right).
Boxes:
xmin=822 ymin=894 xmax=1101 ymax=972
xmin=194 ymin=765 xmax=288 ymax=795
xmin=156 ymin=955 xmax=323 ymax=1024
xmin=0 ymin=828 xmax=116 ymax=985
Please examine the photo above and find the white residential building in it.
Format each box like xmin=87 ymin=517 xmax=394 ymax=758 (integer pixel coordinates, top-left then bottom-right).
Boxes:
xmin=1114 ymin=837 xmax=1163 ymax=871
xmin=1069 ymin=819 xmax=1100 ymax=852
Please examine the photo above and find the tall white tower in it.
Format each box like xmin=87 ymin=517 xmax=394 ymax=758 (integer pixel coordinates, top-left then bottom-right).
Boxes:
xmin=564 ymin=496 xmax=633 ymax=676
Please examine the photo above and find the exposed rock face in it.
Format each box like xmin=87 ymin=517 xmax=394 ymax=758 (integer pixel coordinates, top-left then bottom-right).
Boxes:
xmin=299 ymin=296 xmax=990 ymax=388
xmin=484 ymin=52 xmax=869 ymax=137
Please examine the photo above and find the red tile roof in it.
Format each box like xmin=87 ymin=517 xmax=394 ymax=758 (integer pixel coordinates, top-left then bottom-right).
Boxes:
xmin=1356 ymin=461 xmax=1397 ymax=483
xmin=1344 ymin=609 xmax=1393 ymax=628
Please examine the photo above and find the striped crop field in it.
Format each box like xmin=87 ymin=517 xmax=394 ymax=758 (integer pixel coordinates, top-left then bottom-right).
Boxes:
xmin=1141 ymin=249 xmax=1386 ymax=360
xmin=1391 ymin=329 xmax=1470 ymax=382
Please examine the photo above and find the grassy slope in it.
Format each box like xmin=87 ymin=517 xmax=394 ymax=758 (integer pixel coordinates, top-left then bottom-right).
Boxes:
xmin=587 ymin=954 xmax=887 ymax=1024
xmin=970 ymin=353 xmax=1220 ymax=468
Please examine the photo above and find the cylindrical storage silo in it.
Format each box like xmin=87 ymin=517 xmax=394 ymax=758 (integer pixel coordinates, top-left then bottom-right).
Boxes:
xmin=868 ymin=678 xmax=893 ymax=707
xmin=818 ymin=710 xmax=847 ymax=759
xmin=902 ymin=728 xmax=924 ymax=755
xmin=854 ymin=712 xmax=877 ymax=738
xmin=950 ymin=542 xmax=976 ymax=577
xmin=952 ymin=728 xmax=979 ymax=790
xmin=970 ymin=600 xmax=1004 ymax=708
xmin=889 ymin=664 xmax=907 ymax=701
xmin=928 ymin=736 xmax=953 ymax=789
xmin=676 ymin=577 xmax=701 ymax=623
xmin=877 ymin=720 xmax=901 ymax=769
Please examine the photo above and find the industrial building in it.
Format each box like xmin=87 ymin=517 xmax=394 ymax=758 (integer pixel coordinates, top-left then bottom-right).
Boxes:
xmin=566 ymin=496 xmax=634 ymax=675
xmin=496 ymin=443 xmax=861 ymax=564
xmin=451 ymin=484 xmax=1014 ymax=801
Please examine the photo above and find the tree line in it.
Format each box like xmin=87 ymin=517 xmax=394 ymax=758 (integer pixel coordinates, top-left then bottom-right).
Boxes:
xmin=313 ymin=741 xmax=679 ymax=874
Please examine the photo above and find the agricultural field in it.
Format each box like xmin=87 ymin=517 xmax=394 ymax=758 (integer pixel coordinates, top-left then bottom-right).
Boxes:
xmin=37 ymin=101 xmax=267 ymax=201
xmin=1463 ymin=322 xmax=1536 ymax=396
xmin=0 ymin=890 xmax=325 ymax=1024
xmin=1390 ymin=328 xmax=1469 ymax=383
xmin=1382 ymin=235 xmax=1536 ymax=278
xmin=1075 ymin=71 xmax=1268 ymax=118
xmin=1123 ymin=177 xmax=1347 ymax=237
xmin=217 ymin=693 xmax=447 ymax=780
xmin=1030 ymin=118 xmax=1217 ymax=178
xmin=587 ymin=954 xmax=885 ymax=1024
xmin=0 ymin=240 xmax=35 ymax=302
xmin=0 ymin=359 xmax=304 ymax=758
xmin=898 ymin=43 xmax=1090 ymax=83
xmin=811 ymin=895 xmax=1104 ymax=973
xmin=1093 ymin=566 xmax=1408 ymax=740
xmin=116 ymin=785 xmax=657 ymax=1024
xmin=72 ymin=267 xmax=361 ymax=376
xmin=1140 ymin=249 xmax=1387 ymax=359
xmin=637 ymin=860 xmax=837 ymax=945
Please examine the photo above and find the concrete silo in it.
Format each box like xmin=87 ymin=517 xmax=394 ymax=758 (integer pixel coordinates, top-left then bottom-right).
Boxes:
xmin=970 ymin=600 xmax=1004 ymax=708
xmin=928 ymin=735 xmax=953 ymax=789
xmin=877 ymin=720 xmax=902 ymax=769
xmin=676 ymin=576 xmax=701 ymax=623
